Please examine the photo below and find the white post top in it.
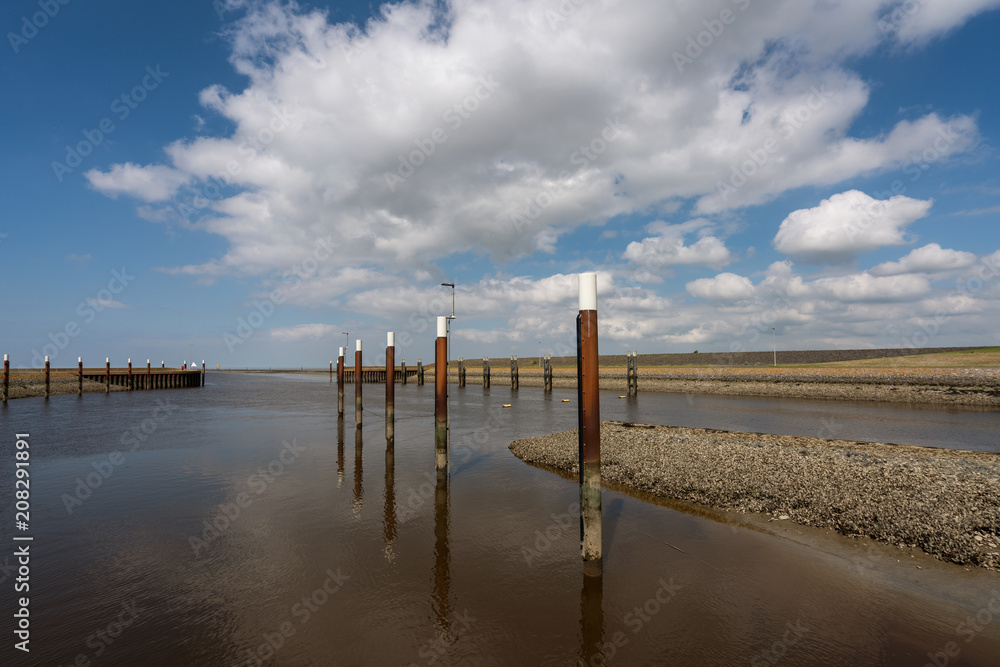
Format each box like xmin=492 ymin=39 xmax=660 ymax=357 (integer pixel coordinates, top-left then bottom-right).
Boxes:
xmin=45 ymin=355 xmax=49 ymax=362
xmin=3 ymin=354 xmax=7 ymax=361
xmin=437 ymin=316 xmax=447 ymax=337
xmin=78 ymin=356 xmax=82 ymax=362
xmin=579 ymin=272 xmax=598 ymax=311
xmin=338 ymin=346 xmax=344 ymax=357
xmin=387 ymin=331 xmax=395 ymax=347
xmin=106 ymin=357 xmax=110 ymax=363
xmin=356 ymin=339 xmax=362 ymax=352
xmin=128 ymin=358 xmax=131 ymax=364
xmin=147 ymin=359 xmax=150 ymax=364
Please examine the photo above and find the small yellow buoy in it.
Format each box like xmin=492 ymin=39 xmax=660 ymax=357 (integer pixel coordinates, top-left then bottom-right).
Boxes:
xmin=502 ymin=404 xmax=512 ymax=408
xmin=561 ymin=399 xmax=570 ymax=402
xmin=618 ymin=395 xmax=626 ymax=399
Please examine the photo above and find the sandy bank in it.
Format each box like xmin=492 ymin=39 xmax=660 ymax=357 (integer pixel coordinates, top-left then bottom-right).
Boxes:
xmin=509 ymin=421 xmax=1000 ymax=571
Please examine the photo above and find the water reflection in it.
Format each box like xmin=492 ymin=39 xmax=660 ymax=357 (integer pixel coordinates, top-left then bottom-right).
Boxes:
xmin=337 ymin=417 xmax=345 ymax=488
xmin=579 ymin=573 xmax=604 ymax=666
xmin=384 ymin=437 xmax=396 ymax=562
xmin=353 ymin=426 xmax=363 ymax=518
xmin=432 ymin=467 xmax=451 ymax=633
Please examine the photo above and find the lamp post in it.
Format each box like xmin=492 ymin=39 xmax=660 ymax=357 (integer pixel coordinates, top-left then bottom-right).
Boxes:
xmin=342 ymin=331 xmax=349 ymax=351
xmin=772 ymin=328 xmax=776 ymax=367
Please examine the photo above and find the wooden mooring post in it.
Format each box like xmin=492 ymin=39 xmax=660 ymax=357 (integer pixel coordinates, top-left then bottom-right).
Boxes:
xmin=435 ymin=317 xmax=448 ymax=469
xmin=510 ymin=355 xmax=519 ymax=390
xmin=105 ymin=358 xmax=110 ymax=393
xmin=44 ymin=356 xmax=50 ymax=398
xmin=3 ymin=354 xmax=10 ymax=404
xmin=417 ymin=358 xmax=424 ymax=385
xmin=458 ymin=357 xmax=466 ymax=387
xmin=128 ymin=358 xmax=133 ymax=390
xmin=577 ymin=272 xmax=602 ymax=576
xmin=483 ymin=357 xmax=490 ymax=388
xmin=202 ymin=360 xmax=206 ymax=387
xmin=626 ymin=351 xmax=638 ymax=395
xmin=400 ymin=359 xmax=407 ymax=385
xmin=386 ymin=332 xmax=395 ymax=442
xmin=337 ymin=347 xmax=345 ymax=417
xmin=355 ymin=340 xmax=363 ymax=428
xmin=543 ymin=354 xmax=553 ymax=392
xmin=78 ymin=357 xmax=83 ymax=396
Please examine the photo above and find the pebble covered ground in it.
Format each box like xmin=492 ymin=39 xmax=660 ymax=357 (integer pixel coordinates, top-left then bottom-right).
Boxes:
xmin=463 ymin=367 xmax=1000 ymax=406
xmin=3 ymin=377 xmax=128 ymax=399
xmin=509 ymin=421 xmax=1000 ymax=571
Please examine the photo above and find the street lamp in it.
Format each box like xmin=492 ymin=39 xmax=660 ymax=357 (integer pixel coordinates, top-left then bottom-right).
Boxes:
xmin=342 ymin=331 xmax=349 ymax=350
xmin=772 ymin=328 xmax=776 ymax=367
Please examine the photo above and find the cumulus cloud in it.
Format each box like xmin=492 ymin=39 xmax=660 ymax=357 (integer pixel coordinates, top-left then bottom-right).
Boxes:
xmin=808 ymin=273 xmax=930 ymax=303
xmin=85 ymin=163 xmax=190 ymax=202
xmin=871 ymin=243 xmax=977 ymax=276
xmin=623 ymin=220 xmax=732 ymax=271
xmin=686 ymin=272 xmax=755 ymax=302
xmin=82 ymin=0 xmax=982 ymax=292
xmin=773 ymin=190 xmax=932 ymax=263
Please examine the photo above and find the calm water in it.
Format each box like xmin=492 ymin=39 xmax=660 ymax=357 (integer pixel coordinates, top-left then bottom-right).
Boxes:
xmin=2 ymin=374 xmax=999 ymax=666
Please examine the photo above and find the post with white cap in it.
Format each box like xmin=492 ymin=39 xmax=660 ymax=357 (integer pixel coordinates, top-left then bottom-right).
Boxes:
xmin=3 ymin=354 xmax=9 ymax=403
xmin=386 ymin=332 xmax=395 ymax=441
xmin=201 ymin=360 xmax=206 ymax=387
xmin=355 ymin=339 xmax=363 ymax=428
xmin=337 ymin=347 xmax=345 ymax=417
xmin=128 ymin=358 xmax=133 ymax=390
xmin=78 ymin=356 xmax=84 ymax=396
xmin=435 ymin=316 xmax=448 ymax=469
xmin=577 ymin=272 xmax=602 ymax=576
xmin=105 ymin=357 xmax=110 ymax=393
xmin=44 ymin=355 xmax=50 ymax=398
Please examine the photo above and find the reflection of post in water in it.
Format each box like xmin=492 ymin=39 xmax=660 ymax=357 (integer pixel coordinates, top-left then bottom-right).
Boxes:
xmin=383 ymin=437 xmax=396 ymax=562
xmin=579 ymin=572 xmax=605 ymax=666
xmin=432 ymin=467 xmax=451 ymax=632
xmin=353 ymin=427 xmax=364 ymax=518
xmin=337 ymin=417 xmax=345 ymax=488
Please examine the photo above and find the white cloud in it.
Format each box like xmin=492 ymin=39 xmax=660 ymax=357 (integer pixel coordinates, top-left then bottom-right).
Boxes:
xmin=882 ymin=0 xmax=1000 ymax=44
xmin=85 ymin=163 xmax=190 ymax=202
xmin=808 ymin=272 xmax=930 ymax=303
xmin=623 ymin=220 xmax=732 ymax=270
xmin=686 ymin=272 xmax=755 ymax=302
xmin=871 ymin=243 xmax=977 ymax=276
xmin=269 ymin=323 xmax=339 ymax=342
xmin=773 ymin=190 xmax=932 ymax=262
xmin=81 ymin=0 xmax=985 ymax=294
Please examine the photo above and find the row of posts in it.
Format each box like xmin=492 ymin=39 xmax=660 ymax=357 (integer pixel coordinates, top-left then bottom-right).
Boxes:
xmin=329 ymin=272 xmax=604 ymax=576
xmin=2 ymin=354 xmax=205 ymax=403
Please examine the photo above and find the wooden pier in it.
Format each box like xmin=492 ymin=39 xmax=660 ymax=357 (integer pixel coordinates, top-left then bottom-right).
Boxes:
xmin=343 ymin=367 xmax=419 ymax=383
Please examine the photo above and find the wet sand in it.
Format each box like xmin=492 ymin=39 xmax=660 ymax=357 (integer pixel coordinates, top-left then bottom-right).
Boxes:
xmin=509 ymin=421 xmax=1000 ymax=571
xmin=1 ymin=377 xmax=127 ymax=399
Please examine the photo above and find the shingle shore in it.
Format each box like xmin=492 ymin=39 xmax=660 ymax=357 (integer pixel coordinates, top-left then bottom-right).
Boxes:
xmin=509 ymin=421 xmax=1000 ymax=571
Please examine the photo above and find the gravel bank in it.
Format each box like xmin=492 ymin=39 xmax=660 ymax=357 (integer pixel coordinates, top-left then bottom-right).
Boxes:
xmin=509 ymin=421 xmax=1000 ymax=571
xmin=3 ymin=378 xmax=128 ymax=400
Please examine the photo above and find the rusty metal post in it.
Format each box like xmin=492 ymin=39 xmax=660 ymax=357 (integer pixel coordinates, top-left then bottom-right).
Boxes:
xmin=386 ymin=332 xmax=395 ymax=442
xmin=44 ymin=355 xmax=50 ymax=398
xmin=161 ymin=361 xmax=165 ymax=369
xmin=544 ymin=354 xmax=552 ymax=391
xmin=417 ymin=358 xmax=424 ymax=385
xmin=483 ymin=357 xmax=490 ymax=388
xmin=435 ymin=317 xmax=448 ymax=469
xmin=577 ymin=272 xmax=602 ymax=576
xmin=128 ymin=358 xmax=133 ymax=390
xmin=105 ymin=357 xmax=110 ymax=393
xmin=330 ymin=360 xmax=333 ymax=382
xmin=355 ymin=340 xmax=363 ymax=428
xmin=2 ymin=354 xmax=8 ymax=404
xmin=337 ymin=347 xmax=345 ymax=416
xmin=78 ymin=356 xmax=83 ymax=396
xmin=201 ymin=360 xmax=205 ymax=387
xmin=511 ymin=355 xmax=519 ymax=389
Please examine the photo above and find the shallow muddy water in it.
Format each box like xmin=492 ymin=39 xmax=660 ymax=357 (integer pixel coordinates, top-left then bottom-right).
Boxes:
xmin=1 ymin=374 xmax=998 ymax=665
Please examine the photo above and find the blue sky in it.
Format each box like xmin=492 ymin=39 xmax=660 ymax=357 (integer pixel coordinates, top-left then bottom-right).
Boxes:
xmin=3 ymin=0 xmax=1000 ymax=369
